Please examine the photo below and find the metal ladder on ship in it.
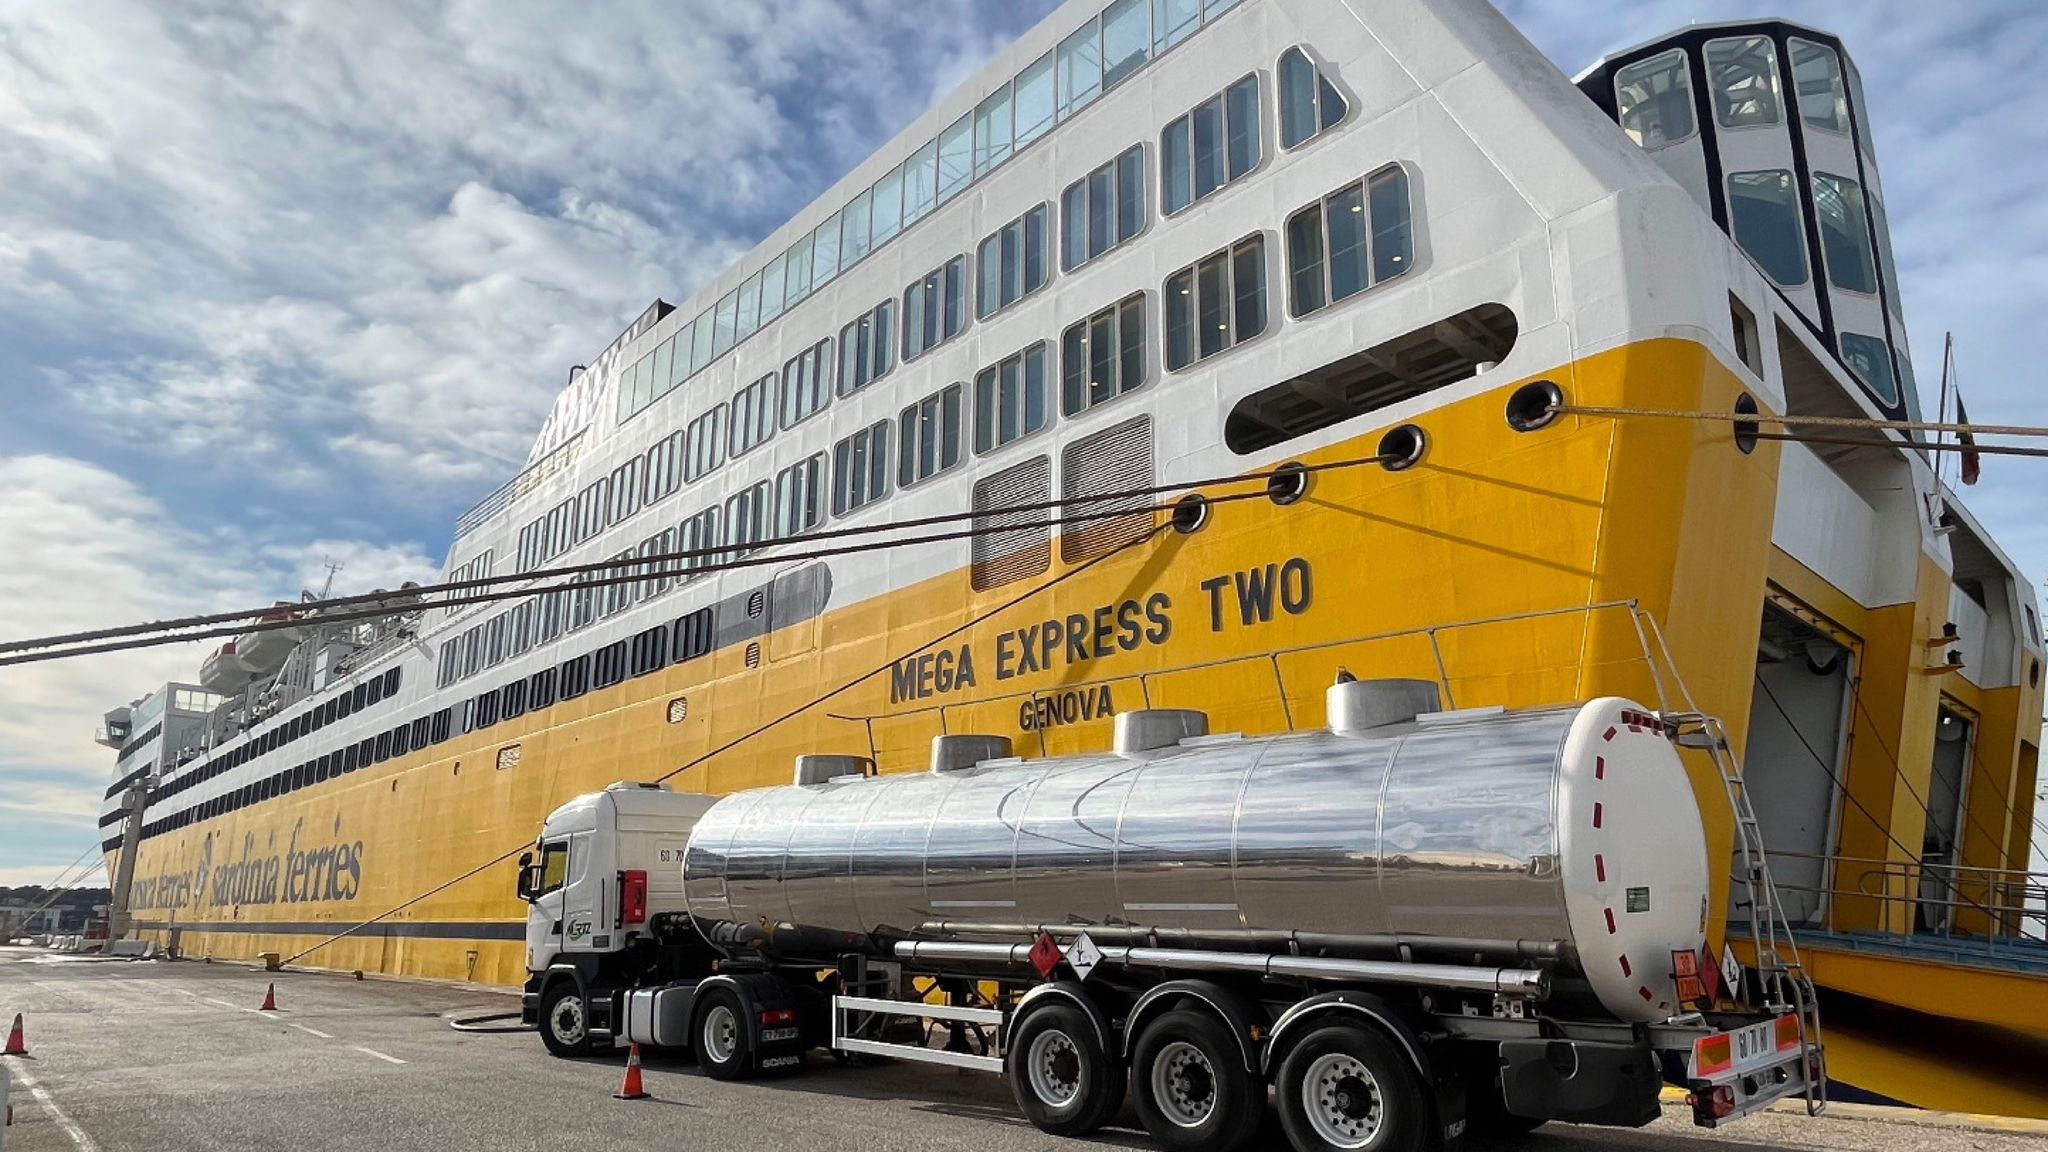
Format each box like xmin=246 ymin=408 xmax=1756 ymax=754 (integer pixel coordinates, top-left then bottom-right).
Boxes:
xmin=1631 ymin=612 xmax=1827 ymax=1116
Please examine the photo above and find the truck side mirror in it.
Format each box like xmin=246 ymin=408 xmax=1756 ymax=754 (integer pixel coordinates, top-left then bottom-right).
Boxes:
xmin=515 ymin=853 xmax=536 ymax=902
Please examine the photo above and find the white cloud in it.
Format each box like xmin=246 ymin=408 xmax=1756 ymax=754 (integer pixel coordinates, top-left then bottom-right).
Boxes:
xmin=0 ymin=454 xmax=439 ymax=869
xmin=0 ymin=0 xmax=1024 ymax=498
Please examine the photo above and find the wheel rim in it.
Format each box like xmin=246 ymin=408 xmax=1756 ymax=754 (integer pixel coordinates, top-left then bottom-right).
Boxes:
xmin=1025 ymin=1029 xmax=1082 ymax=1107
xmin=1150 ymin=1040 xmax=1219 ymax=1128
xmin=549 ymin=994 xmax=586 ymax=1046
xmin=1301 ymin=1052 xmax=1383 ymax=1149
xmin=703 ymin=1004 xmax=739 ymax=1064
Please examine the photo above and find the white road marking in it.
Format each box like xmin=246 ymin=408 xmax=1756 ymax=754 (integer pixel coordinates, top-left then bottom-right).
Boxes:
xmin=202 ymin=997 xmax=241 ymax=1010
xmin=351 ymin=1046 xmax=407 ymax=1065
xmin=291 ymin=1024 xmax=334 ymax=1039
xmin=8 ymin=1060 xmax=103 ymax=1152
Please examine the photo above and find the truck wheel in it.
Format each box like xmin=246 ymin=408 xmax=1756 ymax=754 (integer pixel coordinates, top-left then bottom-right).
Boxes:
xmin=1275 ymin=1022 xmax=1426 ymax=1152
xmin=538 ymin=980 xmax=593 ymax=1058
xmin=1005 ymin=1001 xmax=1125 ymax=1136
xmin=694 ymin=988 xmax=753 ymax=1081
xmin=1131 ymin=1010 xmax=1265 ymax=1152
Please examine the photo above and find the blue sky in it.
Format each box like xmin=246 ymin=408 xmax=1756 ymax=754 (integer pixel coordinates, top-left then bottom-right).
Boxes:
xmin=1 ymin=0 xmax=2044 ymax=887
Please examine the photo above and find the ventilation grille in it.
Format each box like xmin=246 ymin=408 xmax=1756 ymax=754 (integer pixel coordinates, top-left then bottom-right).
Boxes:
xmin=496 ymin=744 xmax=522 ymax=771
xmin=1061 ymin=416 xmax=1154 ymax=563
xmin=971 ymin=457 xmax=1052 ymax=591
xmin=667 ymin=697 xmax=689 ymax=724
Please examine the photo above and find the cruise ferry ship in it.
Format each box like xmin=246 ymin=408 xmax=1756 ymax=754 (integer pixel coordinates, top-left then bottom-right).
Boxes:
xmin=93 ymin=0 xmax=2046 ymax=1115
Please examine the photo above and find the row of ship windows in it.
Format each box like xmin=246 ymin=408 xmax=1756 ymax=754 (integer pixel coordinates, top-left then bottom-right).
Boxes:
xmin=1615 ymin=34 xmax=1857 ymax=150
xmin=452 ymin=165 xmax=1414 ymax=688
xmin=499 ymin=55 xmax=1365 ymax=582
xmin=129 ymin=668 xmax=405 ymax=813
xmin=613 ymin=30 xmax=1354 ymax=427
xmin=127 ymin=605 xmax=734 ymax=848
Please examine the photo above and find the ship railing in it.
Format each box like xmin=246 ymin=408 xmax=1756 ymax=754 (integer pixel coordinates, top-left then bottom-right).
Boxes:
xmin=1742 ymin=849 xmax=2048 ymax=949
xmin=452 ymin=429 xmax=585 ymax=542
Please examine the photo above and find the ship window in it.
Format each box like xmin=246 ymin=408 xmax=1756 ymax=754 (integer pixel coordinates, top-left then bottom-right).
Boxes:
xmin=832 ymin=420 xmax=892 ymax=516
xmin=610 ymin=457 xmax=642 ymax=521
xmin=812 ymin=209 xmax=843 ymax=291
xmin=1062 ymin=146 xmax=1145 ymax=272
xmin=1162 ymin=73 xmax=1260 ymax=215
xmin=710 ymin=289 xmax=738 ymax=360
xmin=502 ymin=678 xmax=528 ymax=721
xmin=1225 ymin=302 xmax=1518 ymax=454
xmin=680 ymin=507 xmax=722 ymax=577
xmin=773 ymin=455 xmax=825 ymax=540
xmin=971 ymin=456 xmax=1052 ymax=591
xmin=673 ymin=608 xmax=715 ymax=663
xmin=780 ymin=339 xmax=832 ymax=430
xmin=902 ymin=139 xmax=938 ymax=228
xmin=1614 ymin=49 xmax=1695 ymax=149
xmin=569 ymin=576 xmax=595 ymax=632
xmin=1155 ymin=0 xmax=1200 ymax=52
xmin=937 ymin=113 xmax=972 ymax=205
xmin=1813 ymin=173 xmax=1877 ymax=294
xmin=838 ymin=301 xmax=895 ymax=397
xmin=1286 ymin=166 xmax=1413 ymax=318
xmin=375 ymin=729 xmax=395 ymax=760
xmin=728 ymin=375 xmax=774 ymax=460
xmin=647 ymin=430 xmax=685 ymax=505
xmin=1706 ymin=36 xmax=1783 ymax=128
xmin=1016 ymin=51 xmax=1055 ymax=148
xmin=899 ymin=383 xmax=966 ymax=488
xmin=783 ymin=233 xmax=814 ymax=309
xmin=1278 ymin=47 xmax=1348 ymax=149
xmin=841 ymin=188 xmax=872 ymax=268
xmin=974 ymin=343 xmax=1051 ymax=454
xmin=594 ymin=641 xmax=629 ymax=690
xmin=902 ymin=257 xmax=968 ymax=361
xmin=1839 ymin=333 xmax=1899 ymax=407
xmin=525 ymin=668 xmax=556 ymax=714
xmin=1165 ymin=234 xmax=1266 ymax=371
xmin=411 ymin=716 xmax=431 ymax=748
xmin=1061 ymin=416 xmax=1154 ymax=562
xmin=1058 ymin=19 xmax=1102 ymax=119
xmin=725 ymin=482 xmax=771 ymax=557
xmin=630 ymin=627 xmax=668 ymax=677
xmin=1788 ymin=38 xmax=1848 ymax=134
xmin=1102 ymin=0 xmax=1149 ymax=88
xmin=973 ymin=81 xmax=1013 ymax=177
xmin=977 ymin=205 xmax=1051 ymax=320
xmin=870 ymin=165 xmax=904 ymax=248
xmin=1063 ymin=293 xmax=1148 ymax=416
xmin=1726 ymin=171 xmax=1809 ymax=287
xmin=390 ymin=723 xmax=410 ymax=758
xmin=684 ymin=404 xmax=727 ymax=483
xmin=315 ymin=755 xmax=331 ymax=784
xmin=758 ymin=251 xmax=788 ymax=326
xmin=366 ymin=674 xmax=385 ymax=706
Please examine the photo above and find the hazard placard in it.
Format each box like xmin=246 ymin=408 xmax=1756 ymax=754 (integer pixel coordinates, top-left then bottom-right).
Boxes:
xmin=1721 ymin=944 xmax=1743 ymax=1000
xmin=1064 ymin=932 xmax=1103 ymax=982
xmin=1029 ymin=932 xmax=1062 ymax=979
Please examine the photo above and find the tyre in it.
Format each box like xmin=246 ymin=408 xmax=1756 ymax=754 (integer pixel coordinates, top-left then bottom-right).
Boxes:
xmin=1275 ymin=1022 xmax=1429 ymax=1152
xmin=694 ymin=987 xmax=753 ymax=1081
xmin=538 ymin=979 xmax=593 ymax=1058
xmin=1131 ymin=1010 xmax=1265 ymax=1152
xmin=1005 ymin=1001 xmax=1126 ymax=1136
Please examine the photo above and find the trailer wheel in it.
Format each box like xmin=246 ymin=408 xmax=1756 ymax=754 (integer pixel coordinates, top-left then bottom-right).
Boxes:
xmin=1005 ymin=1001 xmax=1125 ymax=1136
xmin=694 ymin=988 xmax=753 ymax=1081
xmin=1131 ymin=1010 xmax=1265 ymax=1152
xmin=538 ymin=979 xmax=593 ymax=1058
xmin=1275 ymin=1022 xmax=1426 ymax=1152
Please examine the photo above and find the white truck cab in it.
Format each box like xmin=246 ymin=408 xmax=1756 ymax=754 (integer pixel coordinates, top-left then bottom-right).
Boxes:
xmin=517 ymin=782 xmax=716 ymax=1055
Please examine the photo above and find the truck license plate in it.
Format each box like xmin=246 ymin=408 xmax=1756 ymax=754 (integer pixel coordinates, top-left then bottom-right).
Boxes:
xmin=761 ymin=1026 xmax=799 ymax=1043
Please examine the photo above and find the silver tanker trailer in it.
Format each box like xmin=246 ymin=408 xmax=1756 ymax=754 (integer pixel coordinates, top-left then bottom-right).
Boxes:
xmin=518 ymin=679 xmax=1823 ymax=1152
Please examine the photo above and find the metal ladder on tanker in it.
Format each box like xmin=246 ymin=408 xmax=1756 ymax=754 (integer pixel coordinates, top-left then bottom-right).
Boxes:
xmin=1627 ymin=609 xmax=1826 ymax=1115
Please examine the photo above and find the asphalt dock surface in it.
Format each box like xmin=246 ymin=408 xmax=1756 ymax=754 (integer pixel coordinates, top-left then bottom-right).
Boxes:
xmin=3 ymin=945 xmax=2043 ymax=1152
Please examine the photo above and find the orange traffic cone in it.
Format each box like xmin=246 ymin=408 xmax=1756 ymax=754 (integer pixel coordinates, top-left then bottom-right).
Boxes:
xmin=260 ymin=983 xmax=278 ymax=1012
xmin=614 ymin=1042 xmax=651 ymax=1100
xmin=4 ymin=1013 xmax=25 ymax=1056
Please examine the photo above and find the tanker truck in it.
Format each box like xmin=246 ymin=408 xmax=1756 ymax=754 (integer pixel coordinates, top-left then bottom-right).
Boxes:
xmin=518 ymin=679 xmax=1823 ymax=1152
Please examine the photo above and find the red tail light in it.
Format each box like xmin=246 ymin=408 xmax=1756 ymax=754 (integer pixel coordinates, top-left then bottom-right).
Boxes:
xmin=1688 ymin=1085 xmax=1737 ymax=1122
xmin=760 ymin=1008 xmax=797 ymax=1028
xmin=622 ymin=869 xmax=648 ymax=925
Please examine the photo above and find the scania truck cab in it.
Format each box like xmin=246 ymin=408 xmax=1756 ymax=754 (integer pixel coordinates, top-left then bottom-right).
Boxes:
xmin=517 ymin=782 xmax=718 ymax=1055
